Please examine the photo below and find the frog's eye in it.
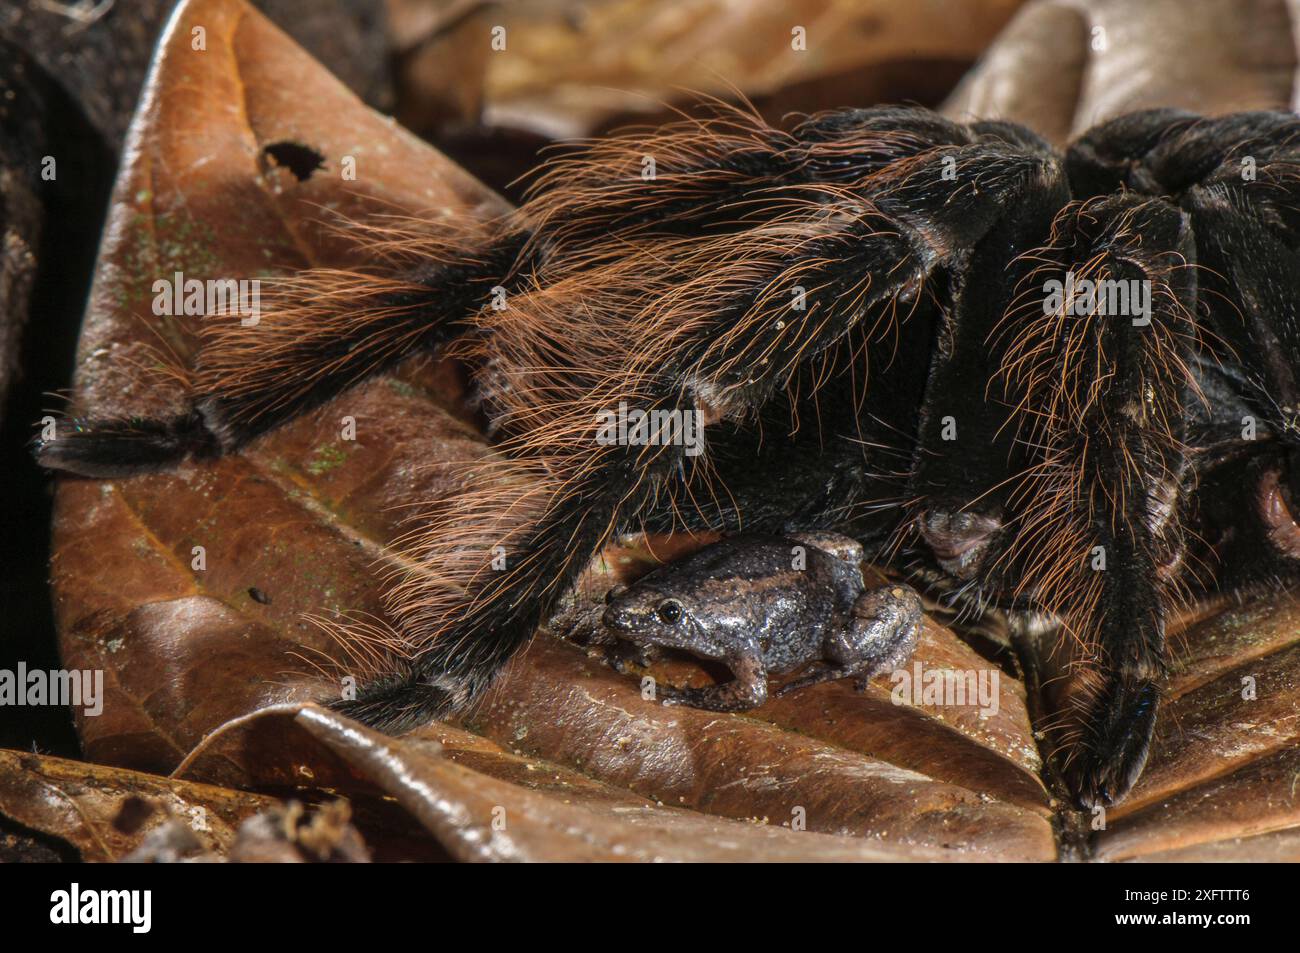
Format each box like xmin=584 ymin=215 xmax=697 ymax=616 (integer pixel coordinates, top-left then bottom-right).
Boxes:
xmin=655 ymin=599 xmax=684 ymax=624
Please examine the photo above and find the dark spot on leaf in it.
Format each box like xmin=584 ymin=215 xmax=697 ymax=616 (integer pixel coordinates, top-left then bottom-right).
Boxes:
xmin=260 ymin=141 xmax=325 ymax=181
xmin=113 ymin=795 xmax=156 ymax=834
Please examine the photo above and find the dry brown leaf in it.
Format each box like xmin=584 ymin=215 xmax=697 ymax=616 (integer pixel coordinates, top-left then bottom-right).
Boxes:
xmin=0 ymin=748 xmax=440 ymax=862
xmin=174 ymin=703 xmax=1023 ymax=861
xmin=390 ymin=0 xmax=1028 ymax=139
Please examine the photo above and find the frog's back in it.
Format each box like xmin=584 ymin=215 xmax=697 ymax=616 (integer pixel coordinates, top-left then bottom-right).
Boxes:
xmin=674 ymin=535 xmax=858 ymax=669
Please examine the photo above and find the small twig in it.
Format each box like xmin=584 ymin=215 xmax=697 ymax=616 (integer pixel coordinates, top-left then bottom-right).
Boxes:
xmin=32 ymin=0 xmax=115 ymax=36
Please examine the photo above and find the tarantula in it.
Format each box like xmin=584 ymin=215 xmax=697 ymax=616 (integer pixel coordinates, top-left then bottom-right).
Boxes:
xmin=36 ymin=103 xmax=1300 ymax=809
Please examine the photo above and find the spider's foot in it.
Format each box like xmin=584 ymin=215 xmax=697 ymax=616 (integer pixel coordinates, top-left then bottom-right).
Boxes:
xmin=1069 ymin=676 xmax=1161 ymax=810
xmin=33 ymin=411 xmax=221 ymax=478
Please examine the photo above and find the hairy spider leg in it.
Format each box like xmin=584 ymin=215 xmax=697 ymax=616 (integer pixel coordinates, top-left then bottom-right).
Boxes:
xmin=1077 ymin=110 xmax=1300 ymax=598
xmin=33 ymin=234 xmax=527 ymax=477
xmin=907 ymin=127 xmax=1068 ymax=567
xmin=1182 ymin=157 xmax=1300 ymax=488
xmin=998 ymin=195 xmax=1199 ymax=808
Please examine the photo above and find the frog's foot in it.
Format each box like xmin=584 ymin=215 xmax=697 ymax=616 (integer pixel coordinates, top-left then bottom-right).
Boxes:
xmin=773 ymin=663 xmax=847 ymax=697
xmin=657 ymin=654 xmax=768 ymax=712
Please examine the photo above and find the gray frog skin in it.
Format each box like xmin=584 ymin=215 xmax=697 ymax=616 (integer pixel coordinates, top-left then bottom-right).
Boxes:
xmin=600 ymin=532 xmax=923 ymax=711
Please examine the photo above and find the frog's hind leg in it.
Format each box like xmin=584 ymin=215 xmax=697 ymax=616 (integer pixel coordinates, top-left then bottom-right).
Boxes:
xmin=776 ymin=583 xmax=922 ymax=696
xmin=786 ymin=531 xmax=865 ymax=565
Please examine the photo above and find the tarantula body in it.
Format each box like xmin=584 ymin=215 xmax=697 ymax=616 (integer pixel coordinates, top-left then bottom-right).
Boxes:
xmin=37 ymin=105 xmax=1300 ymax=809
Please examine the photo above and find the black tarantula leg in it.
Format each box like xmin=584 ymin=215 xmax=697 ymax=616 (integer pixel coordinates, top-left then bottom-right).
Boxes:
xmin=34 ymin=230 xmax=529 ymax=478
xmin=1069 ymin=110 xmax=1300 ymax=586
xmin=1180 ymin=161 xmax=1300 ymax=498
xmin=331 ymin=138 xmax=1062 ymax=731
xmin=1001 ymin=196 xmax=1199 ymax=808
xmin=906 ymin=129 xmax=1070 ymax=592
xmin=1069 ymin=111 xmax=1300 ymax=461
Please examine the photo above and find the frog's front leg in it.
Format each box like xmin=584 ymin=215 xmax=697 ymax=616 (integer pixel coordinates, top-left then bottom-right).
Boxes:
xmin=658 ymin=649 xmax=769 ymax=712
xmin=776 ymin=583 xmax=922 ymax=696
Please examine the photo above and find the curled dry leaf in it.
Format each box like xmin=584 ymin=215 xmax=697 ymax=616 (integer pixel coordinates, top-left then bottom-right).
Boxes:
xmin=51 ymin=0 xmax=506 ymax=774
xmin=36 ymin=0 xmax=1300 ymax=862
xmin=0 ymin=748 xmax=434 ymax=862
xmin=175 ymin=703 xmax=1025 ymax=862
xmin=390 ymin=0 xmax=1027 ymax=140
xmin=941 ymin=0 xmax=1299 ymax=146
xmin=0 ymin=748 xmax=276 ymax=862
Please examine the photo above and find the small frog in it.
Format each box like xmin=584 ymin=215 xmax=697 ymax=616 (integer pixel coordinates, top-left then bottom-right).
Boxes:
xmin=599 ymin=532 xmax=922 ymax=711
